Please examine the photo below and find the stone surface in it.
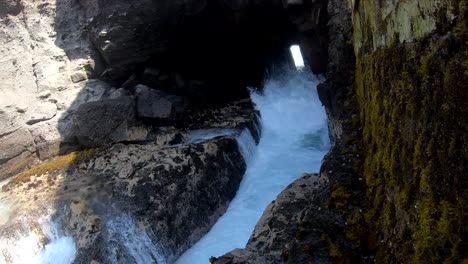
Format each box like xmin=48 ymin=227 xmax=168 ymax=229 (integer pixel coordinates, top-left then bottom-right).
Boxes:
xmin=25 ymin=102 xmax=57 ymax=125
xmin=84 ymin=0 xmax=295 ymax=99
xmin=136 ymin=88 xmax=189 ymax=121
xmin=212 ymin=173 xmax=337 ymax=264
xmin=352 ymin=0 xmax=467 ymax=261
xmin=1 ymin=96 xmax=260 ymax=263
xmin=0 ymin=0 xmax=104 ymax=174
xmin=2 ymin=135 xmax=248 ymax=264
xmin=0 ymin=129 xmax=35 ymax=165
xmin=214 ymin=0 xmax=363 ymax=263
xmin=73 ymin=96 xmax=149 ymax=147
xmin=0 ymin=129 xmax=37 ymax=181
xmin=108 ymin=88 xmax=130 ymax=99
xmin=136 ymin=89 xmax=174 ymax=120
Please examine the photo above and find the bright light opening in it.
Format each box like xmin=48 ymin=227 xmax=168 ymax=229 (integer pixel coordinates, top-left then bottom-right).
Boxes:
xmin=290 ymin=45 xmax=305 ymax=69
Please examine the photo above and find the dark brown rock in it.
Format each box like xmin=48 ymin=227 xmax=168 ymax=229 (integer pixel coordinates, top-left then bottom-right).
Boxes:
xmin=82 ymin=0 xmax=296 ymax=101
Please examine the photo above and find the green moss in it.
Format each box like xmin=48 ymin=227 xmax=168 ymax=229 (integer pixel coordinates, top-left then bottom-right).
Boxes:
xmin=6 ymin=148 xmax=101 ymax=188
xmin=355 ymin=33 xmax=467 ymax=263
xmin=344 ymin=212 xmax=366 ymax=248
xmin=320 ymin=234 xmax=343 ymax=258
xmin=329 ymin=185 xmax=352 ymax=209
xmin=398 ymin=185 xmax=412 ymax=209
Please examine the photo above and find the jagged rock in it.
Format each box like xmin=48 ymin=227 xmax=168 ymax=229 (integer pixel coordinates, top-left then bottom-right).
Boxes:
xmin=186 ymin=99 xmax=261 ymax=142
xmin=213 ymin=173 xmax=339 ymax=264
xmin=85 ymin=0 xmax=294 ymax=100
xmin=2 ymin=96 xmax=259 ymax=262
xmin=108 ymin=88 xmax=131 ymax=99
xmin=153 ymin=126 xmax=187 ymax=146
xmin=73 ymin=96 xmax=149 ymax=147
xmin=284 ymin=0 xmax=328 ymax=73
xmin=137 ymin=90 xmax=173 ymax=120
xmin=136 ymin=87 xmax=188 ymax=121
xmin=210 ymin=249 xmax=275 ymax=264
xmin=2 ymin=135 xmax=249 ymax=264
xmin=73 ymin=137 xmax=247 ymax=263
xmin=70 ymin=70 xmax=87 ymax=83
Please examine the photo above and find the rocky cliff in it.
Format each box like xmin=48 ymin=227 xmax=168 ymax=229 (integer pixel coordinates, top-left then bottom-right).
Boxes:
xmin=0 ymin=0 xmax=292 ymax=179
xmin=1 ymin=0 xmax=466 ymax=263
xmin=215 ymin=0 xmax=467 ymax=263
xmin=353 ymin=0 xmax=467 ymax=262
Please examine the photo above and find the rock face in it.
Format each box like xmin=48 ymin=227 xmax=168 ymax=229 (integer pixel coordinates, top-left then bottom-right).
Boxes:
xmin=0 ymin=0 xmax=297 ymax=179
xmin=217 ymin=0 xmax=467 ymax=263
xmin=213 ymin=173 xmax=335 ymax=264
xmin=352 ymin=0 xmax=467 ymax=262
xmin=213 ymin=0 xmax=362 ymax=263
xmin=73 ymin=96 xmax=150 ymax=147
xmin=136 ymin=86 xmax=188 ymax=121
xmin=69 ymin=136 xmax=247 ymax=263
xmin=1 ymin=97 xmax=259 ymax=263
xmin=85 ymin=0 xmax=296 ymax=95
xmin=1 ymin=136 xmax=247 ymax=263
xmin=0 ymin=0 xmax=104 ymax=177
xmin=283 ymin=0 xmax=329 ymax=73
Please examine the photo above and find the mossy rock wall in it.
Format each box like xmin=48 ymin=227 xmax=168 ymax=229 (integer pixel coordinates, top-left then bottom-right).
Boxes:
xmin=352 ymin=0 xmax=467 ymax=262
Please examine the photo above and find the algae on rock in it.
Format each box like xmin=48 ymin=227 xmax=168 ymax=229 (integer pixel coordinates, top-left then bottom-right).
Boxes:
xmin=353 ymin=0 xmax=467 ymax=261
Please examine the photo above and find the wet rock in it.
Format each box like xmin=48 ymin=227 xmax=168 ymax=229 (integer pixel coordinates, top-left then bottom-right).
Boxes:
xmin=210 ymin=249 xmax=275 ymax=264
xmin=2 ymin=95 xmax=260 ymax=262
xmin=186 ymin=99 xmax=261 ymax=142
xmin=73 ymin=96 xmax=148 ymax=147
xmin=154 ymin=126 xmax=187 ymax=146
xmin=213 ymin=173 xmax=337 ymax=264
xmin=72 ymin=136 xmax=247 ymax=263
xmin=2 ymin=135 xmax=249 ymax=264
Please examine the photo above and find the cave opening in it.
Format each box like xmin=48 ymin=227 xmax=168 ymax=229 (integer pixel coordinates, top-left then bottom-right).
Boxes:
xmin=289 ymin=44 xmax=305 ymax=70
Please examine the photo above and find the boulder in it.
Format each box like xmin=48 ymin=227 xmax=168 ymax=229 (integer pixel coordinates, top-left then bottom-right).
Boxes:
xmin=2 ymin=136 xmax=248 ymax=264
xmin=136 ymin=86 xmax=188 ymax=121
xmin=73 ymin=96 xmax=148 ymax=147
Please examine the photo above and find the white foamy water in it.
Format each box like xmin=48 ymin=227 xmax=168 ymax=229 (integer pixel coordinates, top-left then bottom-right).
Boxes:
xmin=105 ymin=213 xmax=167 ymax=264
xmin=176 ymin=70 xmax=329 ymax=263
xmin=0 ymin=213 xmax=76 ymax=264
